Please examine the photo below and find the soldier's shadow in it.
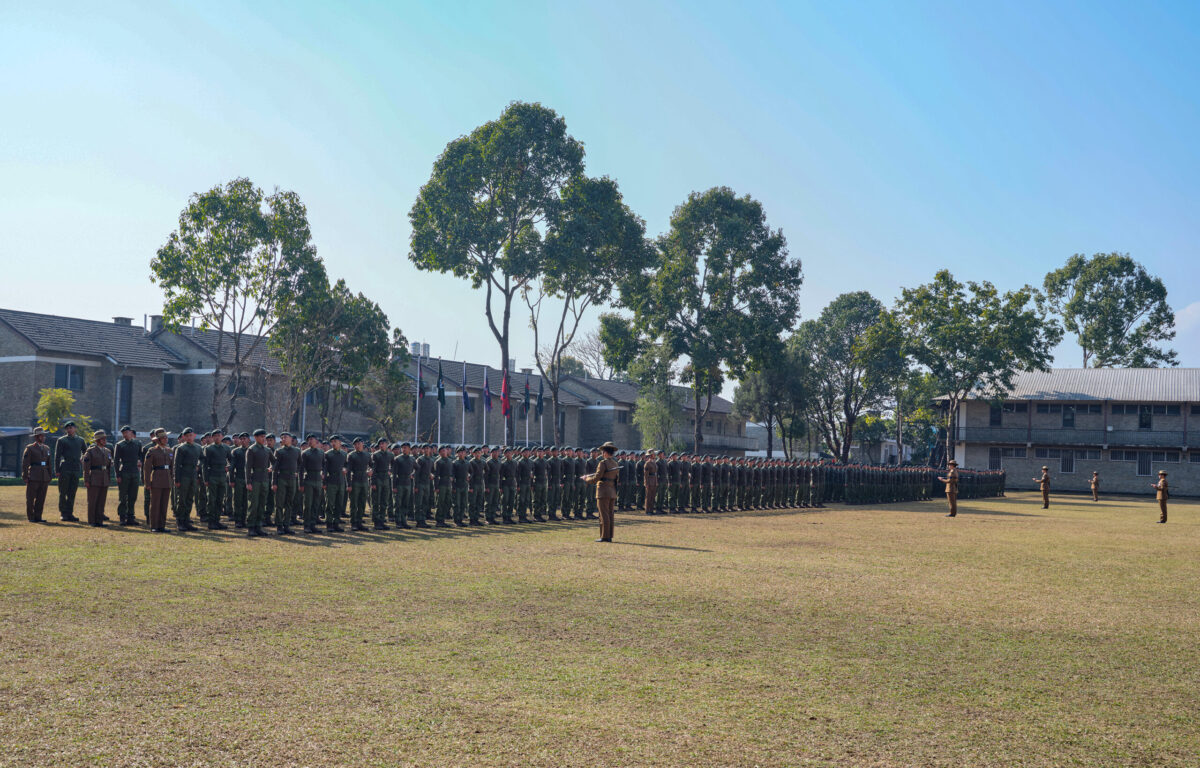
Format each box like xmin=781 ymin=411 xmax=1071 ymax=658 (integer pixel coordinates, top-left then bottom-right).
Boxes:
xmin=266 ymin=514 xmax=656 ymax=548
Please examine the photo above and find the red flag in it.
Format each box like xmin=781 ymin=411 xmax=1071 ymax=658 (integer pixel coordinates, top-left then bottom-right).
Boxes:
xmin=500 ymin=369 xmax=511 ymax=417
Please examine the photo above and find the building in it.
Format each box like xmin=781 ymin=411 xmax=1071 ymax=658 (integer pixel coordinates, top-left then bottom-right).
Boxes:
xmin=952 ymin=368 xmax=1200 ymax=495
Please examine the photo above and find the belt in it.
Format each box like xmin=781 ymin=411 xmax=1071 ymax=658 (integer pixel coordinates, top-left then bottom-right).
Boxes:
xmin=276 ymin=472 xmax=296 ymax=478
xmin=153 ymin=465 xmax=169 ymax=470
xmin=37 ymin=461 xmax=47 ymax=466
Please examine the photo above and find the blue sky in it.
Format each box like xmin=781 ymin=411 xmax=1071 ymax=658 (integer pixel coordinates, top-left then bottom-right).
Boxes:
xmin=3 ymin=0 xmax=1198 ymax=389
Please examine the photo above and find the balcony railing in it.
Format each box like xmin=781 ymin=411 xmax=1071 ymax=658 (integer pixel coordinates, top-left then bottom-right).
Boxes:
xmin=669 ymin=432 xmax=759 ymax=451
xmin=960 ymin=427 xmax=1188 ymax=448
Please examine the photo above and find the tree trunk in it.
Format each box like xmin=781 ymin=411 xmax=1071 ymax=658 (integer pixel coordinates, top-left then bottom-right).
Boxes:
xmin=693 ymin=388 xmax=703 ymax=454
xmin=765 ymin=405 xmax=775 ymax=458
xmin=945 ymin=398 xmax=956 ymax=466
xmin=551 ymin=394 xmax=562 ymax=445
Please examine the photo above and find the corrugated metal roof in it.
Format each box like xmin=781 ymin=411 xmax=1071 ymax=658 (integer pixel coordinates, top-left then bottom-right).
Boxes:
xmin=968 ymin=368 xmax=1200 ymax=402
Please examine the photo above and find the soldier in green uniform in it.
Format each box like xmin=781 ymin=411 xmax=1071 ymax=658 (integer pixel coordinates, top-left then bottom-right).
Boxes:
xmin=242 ymin=429 xmax=272 ymax=537
xmin=499 ymin=447 xmax=517 ymax=524
xmin=299 ymin=434 xmax=325 ymax=534
xmin=413 ymin=444 xmax=434 ymax=528
xmin=345 ymin=437 xmax=372 ymax=531
xmin=468 ymin=446 xmax=486 ymax=525
xmin=195 ymin=432 xmax=210 ymax=520
xmin=229 ymin=433 xmax=249 ymax=528
xmin=54 ymin=420 xmax=86 ymax=521
xmin=392 ymin=442 xmax=415 ymax=529
xmin=433 ymin=444 xmax=453 ymax=528
xmin=201 ymin=427 xmax=231 ymax=530
xmin=272 ymin=432 xmax=300 ymax=534
xmin=113 ymin=425 xmax=142 ymax=526
xmin=546 ymin=446 xmax=563 ymax=520
xmin=450 ymin=445 xmax=470 ymax=526
xmin=530 ymin=446 xmax=549 ymax=522
xmin=515 ymin=447 xmax=533 ymax=522
xmin=484 ymin=446 xmax=501 ymax=524
xmin=370 ymin=438 xmax=391 ymax=530
xmin=170 ymin=427 xmax=201 ymax=531
xmin=323 ymin=436 xmax=348 ymax=532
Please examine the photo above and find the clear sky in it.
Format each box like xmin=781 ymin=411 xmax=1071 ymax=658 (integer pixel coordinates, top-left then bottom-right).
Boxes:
xmin=3 ymin=0 xmax=1199 ymax=391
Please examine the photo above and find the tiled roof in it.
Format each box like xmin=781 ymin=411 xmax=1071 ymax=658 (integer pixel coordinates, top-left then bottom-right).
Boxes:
xmin=965 ymin=368 xmax=1200 ymax=402
xmin=406 ymin=359 xmax=590 ymax=406
xmin=159 ymin=326 xmax=282 ymax=374
xmin=0 ymin=309 xmax=184 ymax=369
xmin=563 ymin=375 xmax=735 ymax=414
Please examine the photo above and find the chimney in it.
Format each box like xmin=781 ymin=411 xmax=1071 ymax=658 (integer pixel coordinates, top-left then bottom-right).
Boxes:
xmin=149 ymin=315 xmax=164 ymax=333
xmin=113 ymin=316 xmax=132 ymax=326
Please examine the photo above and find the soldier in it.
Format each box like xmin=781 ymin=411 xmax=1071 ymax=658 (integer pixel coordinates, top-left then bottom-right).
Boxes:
xmin=113 ymin=425 xmax=142 ymax=526
xmin=433 ymin=444 xmax=453 ymax=528
xmin=222 ymin=434 xmax=235 ymax=521
xmin=229 ymin=433 xmax=249 ymax=528
xmin=642 ymin=449 xmax=659 ymax=514
xmin=574 ymin=448 xmax=590 ymax=519
xmin=324 ymin=436 xmax=348 ymax=532
xmin=584 ymin=441 xmax=620 ymax=543
xmin=53 ymin=420 xmax=86 ymax=521
xmin=483 ymin=446 xmax=501 ymax=524
xmin=546 ymin=447 xmax=563 ymax=521
xmin=171 ymin=427 xmax=201 ymax=531
xmin=195 ymin=432 xmax=210 ymax=520
xmin=1033 ymin=466 xmax=1051 ymax=509
xmin=143 ymin=428 xmax=173 ymax=532
xmin=201 ymin=427 xmax=231 ymax=530
xmin=345 ymin=437 xmax=371 ymax=531
xmin=368 ymin=438 xmax=391 ymax=530
xmin=22 ymin=428 xmax=53 ymax=523
xmin=515 ymin=447 xmax=533 ymax=522
xmin=585 ymin=448 xmax=601 ymax=519
xmin=1153 ymin=470 xmax=1169 ymax=523
xmin=392 ymin=442 xmax=415 ymax=529
xmin=468 ymin=446 xmax=486 ymax=525
xmin=263 ymin=433 xmax=277 ymax=526
xmin=531 ymin=446 xmax=549 ymax=522
xmin=243 ymin=429 xmax=273 ymax=537
xmin=272 ymin=432 xmax=300 ymax=535
xmin=300 ymin=434 xmax=325 ymax=534
xmin=140 ymin=430 xmax=156 ymax=522
xmin=938 ymin=459 xmax=959 ymax=517
xmin=498 ymin=447 xmax=517 ymax=524
xmin=413 ymin=443 xmax=434 ymax=528
xmin=450 ymin=445 xmax=470 ymax=527
xmin=81 ymin=430 xmax=113 ymax=527
xmin=1090 ymin=471 xmax=1100 ymax=503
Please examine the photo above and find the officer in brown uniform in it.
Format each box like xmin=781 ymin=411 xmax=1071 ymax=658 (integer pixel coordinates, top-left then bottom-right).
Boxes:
xmin=21 ymin=428 xmax=53 ymax=522
xmin=1089 ymin=471 xmax=1100 ymax=502
xmin=1034 ymin=466 xmax=1050 ymax=509
xmin=584 ymin=441 xmax=621 ymax=542
xmin=642 ymin=449 xmax=659 ymax=515
xmin=143 ymin=428 xmax=174 ymax=532
xmin=82 ymin=430 xmax=113 ymax=527
xmin=938 ymin=459 xmax=959 ymax=517
xmin=1153 ymin=470 xmax=1169 ymax=523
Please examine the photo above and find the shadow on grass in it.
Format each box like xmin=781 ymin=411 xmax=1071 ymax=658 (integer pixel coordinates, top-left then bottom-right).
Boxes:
xmin=610 ymin=541 xmax=713 ymax=553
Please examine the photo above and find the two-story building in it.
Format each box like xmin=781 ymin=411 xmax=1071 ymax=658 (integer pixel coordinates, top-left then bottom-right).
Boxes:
xmin=952 ymin=368 xmax=1200 ymax=496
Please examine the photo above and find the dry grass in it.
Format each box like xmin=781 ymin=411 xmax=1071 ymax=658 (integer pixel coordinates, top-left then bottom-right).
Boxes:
xmin=1 ymin=487 xmax=1197 ymax=767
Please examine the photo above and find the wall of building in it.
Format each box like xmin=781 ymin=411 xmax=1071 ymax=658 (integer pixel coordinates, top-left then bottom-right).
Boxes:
xmin=962 ymin=444 xmax=1199 ymax=496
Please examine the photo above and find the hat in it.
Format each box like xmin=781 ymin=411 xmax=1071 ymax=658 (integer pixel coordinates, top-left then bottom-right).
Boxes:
xmin=266 ymin=433 xmax=276 ymax=440
xmin=947 ymin=459 xmax=957 ymax=465
xmin=305 ymin=433 xmax=318 ymax=441
xmin=280 ymin=431 xmax=292 ymax=438
xmin=1159 ymin=470 xmax=1167 ymax=475
xmin=154 ymin=428 xmax=168 ymax=437
xmin=1042 ymin=465 xmax=1048 ymax=470
xmin=253 ymin=428 xmax=267 ymax=437
xmin=63 ymin=420 xmax=76 ymax=428
xmin=119 ymin=424 xmax=134 ymax=433
xmin=600 ymin=441 xmax=616 ymax=450
xmin=211 ymin=426 xmax=224 ymax=434
xmin=330 ymin=434 xmax=343 ymax=442
xmin=181 ymin=427 xmax=194 ymax=436
xmin=32 ymin=427 xmax=46 ymax=436
xmin=353 ymin=436 xmax=364 ymax=444
xmin=400 ymin=441 xmax=411 ymax=448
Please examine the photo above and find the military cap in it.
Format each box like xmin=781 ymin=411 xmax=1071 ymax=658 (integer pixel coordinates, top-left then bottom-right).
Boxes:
xmin=352 ymin=436 xmax=364 ymax=444
xmin=31 ymin=427 xmax=46 ymax=436
xmin=253 ymin=428 xmax=267 ymax=437
xmin=947 ymin=459 xmax=957 ymax=466
xmin=1042 ymin=465 xmax=1048 ymax=470
xmin=600 ymin=441 xmax=617 ymax=450
xmin=119 ymin=424 xmax=134 ymax=433
xmin=305 ymin=433 xmax=318 ymax=441
xmin=212 ymin=426 xmax=225 ymax=434
xmin=92 ymin=429 xmax=107 ymax=439
xmin=400 ymin=441 xmax=410 ymax=447
xmin=330 ymin=434 xmax=343 ymax=442
xmin=1159 ymin=470 xmax=1168 ymax=475
xmin=154 ymin=428 xmax=168 ymax=437
xmin=63 ymin=420 xmax=76 ymax=428
xmin=280 ymin=431 xmax=292 ymax=438
xmin=222 ymin=436 xmax=233 ymax=443
xmin=181 ymin=427 xmax=194 ymax=435
xmin=266 ymin=433 xmax=276 ymax=440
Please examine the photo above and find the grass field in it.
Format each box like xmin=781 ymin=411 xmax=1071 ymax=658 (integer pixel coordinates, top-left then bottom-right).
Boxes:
xmin=1 ymin=487 xmax=1197 ymax=767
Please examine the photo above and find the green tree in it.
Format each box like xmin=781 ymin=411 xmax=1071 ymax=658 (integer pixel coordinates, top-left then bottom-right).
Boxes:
xmin=360 ymin=329 xmax=415 ymax=443
xmin=35 ymin=388 xmax=94 ymax=442
xmin=733 ymin=342 xmax=808 ymax=458
xmin=616 ymin=187 xmax=803 ymax=452
xmin=853 ymin=414 xmax=892 ymax=463
xmin=628 ymin=344 xmax=684 ymax=451
xmin=796 ymin=293 xmax=905 ymax=464
xmin=409 ymin=102 xmax=589 ymax=440
xmin=1043 ymin=252 xmax=1177 ymax=367
xmin=896 ymin=270 xmax=1062 ymax=464
xmin=151 ymin=177 xmax=324 ymax=430
xmin=524 ymin=175 xmax=652 ymax=443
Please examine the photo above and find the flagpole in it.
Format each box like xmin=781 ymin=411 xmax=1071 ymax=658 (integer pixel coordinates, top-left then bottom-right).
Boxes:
xmin=414 ymin=354 xmax=421 ymax=442
xmin=482 ymin=372 xmax=488 ymax=446
xmin=461 ymin=360 xmax=467 ymax=445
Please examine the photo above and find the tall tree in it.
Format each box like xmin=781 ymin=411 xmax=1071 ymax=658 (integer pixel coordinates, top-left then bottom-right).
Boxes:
xmin=360 ymin=329 xmax=415 ymax=442
xmin=733 ymin=342 xmax=808 ymax=458
xmin=617 ymin=187 xmax=803 ymax=451
xmin=151 ymin=178 xmax=323 ymax=430
xmin=1043 ymin=252 xmax=1177 ymax=367
xmin=628 ymin=344 xmax=684 ymax=451
xmin=574 ymin=329 xmax=619 ymax=380
xmin=524 ymin=176 xmax=651 ymax=443
xmin=897 ymin=270 xmax=1062 ymax=464
xmin=795 ymin=293 xmax=904 ymax=464
xmin=409 ymin=102 xmax=587 ymax=440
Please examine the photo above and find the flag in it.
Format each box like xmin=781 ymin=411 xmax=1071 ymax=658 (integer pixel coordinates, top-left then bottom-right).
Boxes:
xmin=462 ymin=361 xmax=472 ymax=412
xmin=483 ymin=370 xmax=492 ymax=412
xmin=417 ymin=361 xmax=426 ymax=399
xmin=536 ymin=378 xmax=544 ymax=420
xmin=522 ymin=374 xmax=530 ymax=419
xmin=436 ymin=362 xmax=445 ymax=408
xmin=501 ymin=369 xmax=511 ymax=417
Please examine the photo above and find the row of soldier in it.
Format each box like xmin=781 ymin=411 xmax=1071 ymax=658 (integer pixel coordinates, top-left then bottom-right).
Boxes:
xmin=21 ymin=424 xmax=1008 ymax=536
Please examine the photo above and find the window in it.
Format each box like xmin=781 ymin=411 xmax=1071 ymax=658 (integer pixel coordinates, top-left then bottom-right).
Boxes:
xmin=1138 ymin=406 xmax=1153 ymax=430
xmin=705 ymin=420 xmax=713 ymax=429
xmin=54 ymin=364 xmax=85 ymax=391
xmin=617 ymin=410 xmax=629 ymax=424
xmin=1060 ymin=452 xmax=1075 ymax=473
xmin=1035 ymin=448 xmax=1049 ymax=458
xmin=1166 ymin=405 xmax=1180 ymax=416
xmin=1086 ymin=404 xmax=1102 ymax=414
xmin=1005 ymin=403 xmax=1029 ymax=414
xmin=990 ymin=403 xmax=1003 ymax=426
xmin=1005 ymin=447 xmax=1027 ymax=458
xmin=1062 ymin=406 xmax=1075 ymax=428
xmin=989 ymin=447 xmax=1026 ymax=470
xmin=1137 ymin=452 xmax=1152 ymax=476
xmin=1191 ymin=452 xmax=1200 ymax=463
xmin=1076 ymin=449 xmax=1100 ymax=460
xmin=162 ymin=373 xmax=175 ymax=394
xmin=1192 ymin=406 xmax=1200 ymax=416
xmin=1151 ymin=451 xmax=1180 ymax=464
xmin=226 ymin=378 xmax=248 ymax=396
xmin=1111 ymin=404 xmax=1125 ymax=415
xmin=116 ymin=375 xmax=132 ymax=426
xmin=1036 ymin=404 xmax=1049 ymax=414
xmin=989 ymin=447 xmax=1002 ymax=470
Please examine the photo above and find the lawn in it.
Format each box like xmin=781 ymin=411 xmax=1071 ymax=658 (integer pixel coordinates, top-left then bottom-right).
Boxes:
xmin=1 ymin=487 xmax=1196 ymax=767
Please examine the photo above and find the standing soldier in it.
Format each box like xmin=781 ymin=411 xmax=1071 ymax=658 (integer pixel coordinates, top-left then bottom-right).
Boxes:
xmin=300 ymin=434 xmax=325 ymax=534
xmin=143 ymin=428 xmax=173 ymax=532
xmin=1034 ymin=465 xmax=1051 ymax=509
xmin=1089 ymin=471 xmax=1100 ymax=502
xmin=642 ymin=449 xmax=659 ymax=515
xmin=413 ymin=443 xmax=434 ymax=528
xmin=392 ymin=442 xmax=415 ymax=529
xmin=451 ymin=445 xmax=471 ymax=526
xmin=202 ymin=428 xmax=231 ymax=530
xmin=515 ymin=447 xmax=533 ymax=522
xmin=82 ymin=430 xmax=113 ymax=527
xmin=433 ymin=444 xmax=453 ymax=528
xmin=499 ymin=447 xmax=517 ymax=524
xmin=1153 ymin=470 xmax=1169 ymax=524
xmin=243 ymin=429 xmax=273 ymax=537
xmin=113 ymin=425 xmax=142 ymax=526
xmin=370 ymin=438 xmax=392 ymax=530
xmin=484 ymin=446 xmax=501 ymax=524
xmin=531 ymin=446 xmax=549 ymax=522
xmin=54 ymin=420 xmax=86 ymax=521
xmin=938 ymin=459 xmax=959 ymax=517
xmin=547 ymin=447 xmax=563 ymax=521
xmin=469 ymin=446 xmax=486 ymax=525
xmin=195 ymin=433 xmax=210 ymax=521
xmin=22 ymin=428 xmax=54 ymax=522
xmin=346 ymin=437 xmax=372 ymax=531
xmin=230 ymin=433 xmax=249 ymax=528
xmin=583 ymin=441 xmax=620 ymax=543
xmin=273 ymin=432 xmax=301 ymax=535
xmin=172 ymin=428 xmax=201 ymax=531
xmin=140 ymin=431 xmax=156 ymax=522
xmin=585 ymin=448 xmax=601 ymax=520
xmin=324 ymin=436 xmax=348 ymax=532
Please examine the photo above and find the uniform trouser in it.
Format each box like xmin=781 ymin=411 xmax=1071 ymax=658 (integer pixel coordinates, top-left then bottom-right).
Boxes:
xmin=435 ymin=487 xmax=451 ymax=523
xmin=206 ymin=480 xmax=228 ymax=524
xmin=501 ymin=486 xmax=515 ymax=520
xmin=597 ymin=495 xmax=615 ymax=540
xmin=636 ymin=484 xmax=645 ymax=509
xmin=25 ymin=480 xmax=49 ymax=521
xmin=175 ymin=477 xmax=197 ymax=524
xmin=667 ymin=483 xmax=679 ymax=510
xmin=452 ymin=488 xmax=468 ymax=523
xmin=232 ymin=483 xmax=248 ymax=525
xmin=302 ymin=483 xmax=322 ymax=527
xmin=143 ymin=477 xmax=151 ymax=520
xmin=946 ymin=492 xmax=958 ymax=516
xmin=325 ymin=482 xmax=346 ymax=526
xmin=532 ymin=483 xmax=547 ymax=518
xmin=412 ymin=485 xmax=428 ymax=523
xmin=349 ymin=483 xmax=369 ymax=526
xmin=394 ymin=484 xmax=413 ymax=525
xmin=1092 ymin=487 xmax=1099 ymax=502
xmin=1159 ymin=499 xmax=1168 ymax=523
xmin=692 ymin=484 xmax=703 ymax=510
xmin=469 ymin=486 xmax=484 ymax=522
xmin=1041 ymin=488 xmax=1050 ymax=508
xmin=275 ymin=476 xmax=297 ymax=527
xmin=149 ymin=487 xmax=170 ymax=529
xmin=58 ymin=472 xmax=80 ymax=518
xmin=86 ymin=485 xmax=108 ymax=525
xmin=517 ymin=486 xmax=531 ymax=519
xmin=117 ymin=476 xmax=139 ymax=522
xmin=547 ymin=484 xmax=561 ymax=517
xmin=484 ymin=487 xmax=499 ymax=521
xmin=247 ymin=481 xmax=270 ymax=527
xmin=371 ymin=483 xmax=390 ymax=525
xmin=644 ymin=484 xmax=657 ymax=514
